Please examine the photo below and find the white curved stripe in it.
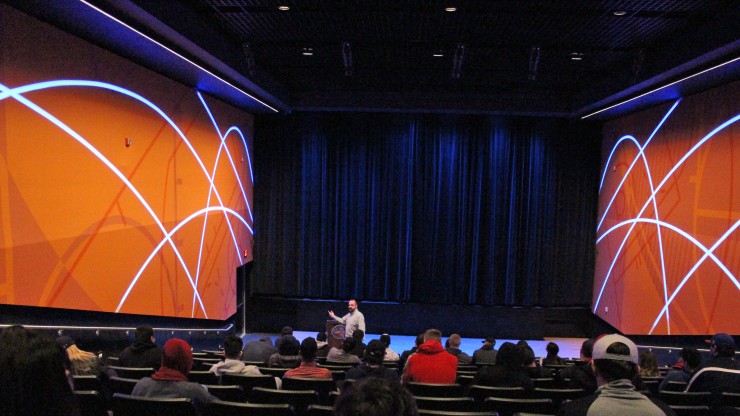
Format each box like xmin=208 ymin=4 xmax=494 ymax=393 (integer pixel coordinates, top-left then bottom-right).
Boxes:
xmin=0 ymin=82 xmax=209 ymax=316
xmin=117 ymin=206 xmax=250 ymax=314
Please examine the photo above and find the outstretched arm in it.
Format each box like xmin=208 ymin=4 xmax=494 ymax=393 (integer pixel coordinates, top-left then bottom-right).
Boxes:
xmin=328 ymin=310 xmax=344 ymax=324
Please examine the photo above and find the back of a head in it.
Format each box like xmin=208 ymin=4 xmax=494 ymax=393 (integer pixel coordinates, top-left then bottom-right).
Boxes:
xmin=414 ymin=334 xmax=424 ymax=347
xmin=592 ymin=334 xmax=639 ymax=383
xmin=423 ymin=329 xmax=442 ymax=343
xmin=161 ymin=338 xmax=194 ymax=376
xmin=300 ymin=337 xmax=318 ymax=362
xmin=281 ymin=326 xmax=294 ymax=336
xmin=520 ymin=345 xmax=536 ymax=366
xmin=353 ymin=329 xmax=365 ymax=343
xmin=342 ymin=338 xmax=357 ymax=353
xmin=581 ymin=338 xmax=595 ymax=359
xmin=279 ymin=335 xmax=300 ymax=356
xmin=380 ymin=333 xmax=391 ymax=347
xmin=0 ymin=326 xmax=80 ymax=416
xmin=223 ymin=335 xmax=243 ymax=359
xmin=364 ymin=340 xmax=386 ymax=365
xmin=135 ymin=325 xmax=154 ymax=342
xmin=448 ymin=334 xmax=462 ymax=348
xmin=495 ymin=342 xmax=522 ymax=368
xmin=546 ymin=342 xmax=559 ymax=356
xmin=711 ymin=333 xmax=737 ymax=357
xmin=335 ymin=377 xmax=418 ymax=416
xmin=317 ymin=332 xmax=328 ymax=342
xmin=681 ymin=348 xmax=701 ymax=369
xmin=639 ymin=351 xmax=658 ymax=371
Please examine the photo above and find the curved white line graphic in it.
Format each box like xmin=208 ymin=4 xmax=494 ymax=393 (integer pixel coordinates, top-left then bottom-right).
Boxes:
xmin=594 ymin=107 xmax=740 ymax=334
xmin=1 ymin=80 xmax=254 ymax=318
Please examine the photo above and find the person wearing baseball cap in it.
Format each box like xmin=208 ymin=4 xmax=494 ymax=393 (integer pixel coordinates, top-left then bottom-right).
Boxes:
xmin=472 ymin=336 xmax=497 ymax=365
xmin=346 ymin=339 xmax=400 ymax=382
xmin=686 ymin=333 xmax=740 ymax=394
xmin=559 ymin=334 xmax=676 ymax=416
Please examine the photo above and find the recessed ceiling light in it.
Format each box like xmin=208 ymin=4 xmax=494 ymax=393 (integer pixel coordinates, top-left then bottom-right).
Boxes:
xmin=570 ymin=52 xmax=584 ymax=61
xmin=302 ymin=47 xmax=314 ymax=56
xmin=445 ymin=7 xmax=457 ymax=12
xmin=278 ymin=5 xmax=290 ymax=11
xmin=433 ymin=50 xmax=444 ymax=57
xmin=613 ymin=10 xmax=627 ymax=16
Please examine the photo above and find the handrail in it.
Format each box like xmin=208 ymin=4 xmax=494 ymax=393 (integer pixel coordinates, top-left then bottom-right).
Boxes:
xmin=0 ymin=323 xmax=233 ymax=332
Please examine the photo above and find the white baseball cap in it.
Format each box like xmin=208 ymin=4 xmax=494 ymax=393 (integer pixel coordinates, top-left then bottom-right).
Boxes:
xmin=591 ymin=334 xmax=639 ymax=364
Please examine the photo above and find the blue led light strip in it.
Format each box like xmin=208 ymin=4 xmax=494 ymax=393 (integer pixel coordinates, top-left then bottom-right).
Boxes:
xmin=79 ymin=0 xmax=279 ymax=113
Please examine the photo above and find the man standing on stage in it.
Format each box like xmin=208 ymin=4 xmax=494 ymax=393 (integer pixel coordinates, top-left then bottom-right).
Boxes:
xmin=328 ymin=299 xmax=366 ymax=339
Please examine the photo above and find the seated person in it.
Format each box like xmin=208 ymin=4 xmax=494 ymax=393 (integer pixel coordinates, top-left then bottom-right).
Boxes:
xmin=335 ymin=377 xmax=417 ymax=416
xmin=267 ymin=335 xmax=302 ymax=368
xmin=402 ymin=329 xmax=458 ymax=385
xmin=346 ymin=339 xmax=400 ymax=382
xmin=543 ymin=341 xmax=566 ymax=366
xmin=209 ymin=335 xmax=261 ymax=376
xmin=131 ymin=338 xmax=216 ymax=414
xmin=379 ymin=334 xmax=400 ymax=362
xmin=316 ymin=332 xmax=331 ymax=360
xmin=350 ymin=330 xmax=367 ymax=359
xmin=242 ymin=335 xmax=277 ymax=365
xmin=658 ymin=348 xmax=700 ymax=391
xmin=57 ymin=335 xmax=107 ymax=377
xmin=118 ymin=325 xmax=162 ymax=369
xmin=445 ymin=333 xmax=472 ymax=365
xmin=327 ymin=338 xmax=362 ymax=365
xmin=474 ymin=342 xmax=534 ymax=391
xmin=284 ymin=337 xmax=332 ymax=379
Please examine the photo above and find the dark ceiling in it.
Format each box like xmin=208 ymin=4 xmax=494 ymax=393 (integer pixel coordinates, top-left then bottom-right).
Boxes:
xmin=127 ymin=0 xmax=739 ymax=116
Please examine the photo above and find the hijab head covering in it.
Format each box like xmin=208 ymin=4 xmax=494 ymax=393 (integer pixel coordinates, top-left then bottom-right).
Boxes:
xmin=151 ymin=338 xmax=192 ymax=381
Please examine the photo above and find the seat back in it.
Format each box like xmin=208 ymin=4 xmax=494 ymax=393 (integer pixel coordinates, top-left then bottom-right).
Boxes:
xmin=468 ymin=385 xmax=526 ymax=402
xmin=108 ymin=365 xmax=156 ymax=379
xmin=659 ymin=390 xmax=713 ymax=406
xmin=483 ymin=397 xmax=555 ymax=416
xmin=413 ymin=396 xmax=478 ymax=412
xmin=531 ymin=387 xmax=587 ymax=406
xmin=670 ymin=405 xmax=713 ymax=416
xmin=188 ymin=370 xmax=219 ymax=385
xmin=282 ymin=377 xmax=337 ymax=403
xmin=720 ymin=392 xmax=740 ymax=408
xmin=259 ymin=367 xmax=290 ymax=378
xmin=531 ymin=377 xmax=561 ymax=389
xmin=221 ymin=373 xmax=276 ymax=392
xmin=664 ymin=381 xmax=688 ymax=391
xmin=74 ymin=390 xmax=108 ymax=416
xmin=417 ymin=411 xmax=497 ymax=416
xmin=72 ymin=375 xmax=103 ymax=391
xmin=248 ymin=387 xmax=318 ymax=416
xmin=407 ymin=382 xmax=465 ymax=397
xmin=205 ymin=385 xmax=244 ymax=402
xmin=642 ymin=379 xmax=660 ymax=396
xmin=306 ymin=404 xmax=335 ymax=416
xmin=204 ymin=399 xmax=295 ymax=416
xmin=111 ymin=393 xmax=196 ymax=416
xmin=106 ymin=376 xmax=139 ymax=395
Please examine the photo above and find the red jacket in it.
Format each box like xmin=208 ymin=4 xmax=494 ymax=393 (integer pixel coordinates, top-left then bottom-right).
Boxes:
xmin=402 ymin=339 xmax=458 ymax=385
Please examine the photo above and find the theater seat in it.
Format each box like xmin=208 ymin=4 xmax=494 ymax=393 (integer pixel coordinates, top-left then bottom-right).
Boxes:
xmin=407 ymin=382 xmax=465 ymax=397
xmin=203 ymin=399 xmax=295 ymax=416
xmin=468 ymin=385 xmax=526 ymax=402
xmin=248 ymin=387 xmax=318 ymax=416
xmin=413 ymin=396 xmax=478 ymax=412
xmin=106 ymin=376 xmax=139 ymax=395
xmin=220 ymin=373 xmax=276 ymax=393
xmin=108 ymin=366 xmax=156 ymax=379
xmin=483 ymin=397 xmax=555 ymax=416
xmin=74 ymin=390 xmax=108 ymax=416
xmin=111 ymin=393 xmax=196 ymax=416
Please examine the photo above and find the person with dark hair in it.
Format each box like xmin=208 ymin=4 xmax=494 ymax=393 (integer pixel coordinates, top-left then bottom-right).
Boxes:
xmin=242 ymin=335 xmax=278 ymax=365
xmin=316 ymin=331 xmax=331 ymax=359
xmin=399 ymin=333 xmax=424 ymax=371
xmin=472 ymin=336 xmax=498 ymax=365
xmin=556 ymin=338 xmax=597 ymax=394
xmin=474 ymin=341 xmax=534 ymax=391
xmin=446 ymin=333 xmax=472 ymax=365
xmin=380 ymin=333 xmax=400 ymax=362
xmin=346 ymin=339 xmax=400 ymax=382
xmin=686 ymin=333 xmax=740 ymax=393
xmin=335 ymin=376 xmax=418 ymax=416
xmin=132 ymin=338 xmax=215 ymax=413
xmin=267 ymin=334 xmax=302 ymax=368
xmin=0 ymin=325 xmax=81 ymax=416
xmin=402 ymin=329 xmax=457 ymax=385
xmin=209 ymin=335 xmax=261 ymax=376
xmin=327 ymin=338 xmax=362 ymax=365
xmin=274 ymin=326 xmax=294 ymax=352
xmin=521 ymin=344 xmax=546 ymax=378
xmin=284 ymin=337 xmax=332 ymax=379
xmin=117 ymin=324 xmax=162 ymax=368
xmin=558 ymin=334 xmax=676 ymax=416
xmin=350 ymin=329 xmax=367 ymax=358
xmin=658 ymin=348 xmax=701 ymax=392
xmin=329 ymin=299 xmax=366 ymax=339
xmin=639 ymin=350 xmax=660 ymax=377
xmin=544 ymin=341 xmax=566 ymax=366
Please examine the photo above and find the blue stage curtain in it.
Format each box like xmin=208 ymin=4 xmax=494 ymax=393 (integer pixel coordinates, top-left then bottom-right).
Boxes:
xmin=253 ymin=113 xmax=600 ymax=307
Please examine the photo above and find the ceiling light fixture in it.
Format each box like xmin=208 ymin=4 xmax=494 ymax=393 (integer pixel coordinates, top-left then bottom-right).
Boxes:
xmin=445 ymin=7 xmax=457 ymax=12
xmin=570 ymin=52 xmax=584 ymax=61
xmin=433 ymin=49 xmax=444 ymax=57
xmin=278 ymin=5 xmax=290 ymax=11
xmin=613 ymin=10 xmax=627 ymax=16
xmin=302 ymin=47 xmax=314 ymax=56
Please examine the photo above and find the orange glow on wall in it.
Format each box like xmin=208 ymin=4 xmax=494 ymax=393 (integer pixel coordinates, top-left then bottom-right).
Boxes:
xmin=0 ymin=6 xmax=253 ymax=319
xmin=594 ymin=82 xmax=739 ymax=335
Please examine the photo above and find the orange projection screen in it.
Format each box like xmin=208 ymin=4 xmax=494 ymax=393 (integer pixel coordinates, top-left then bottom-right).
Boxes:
xmin=594 ymin=82 xmax=739 ymax=335
xmin=0 ymin=6 xmax=253 ymax=319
